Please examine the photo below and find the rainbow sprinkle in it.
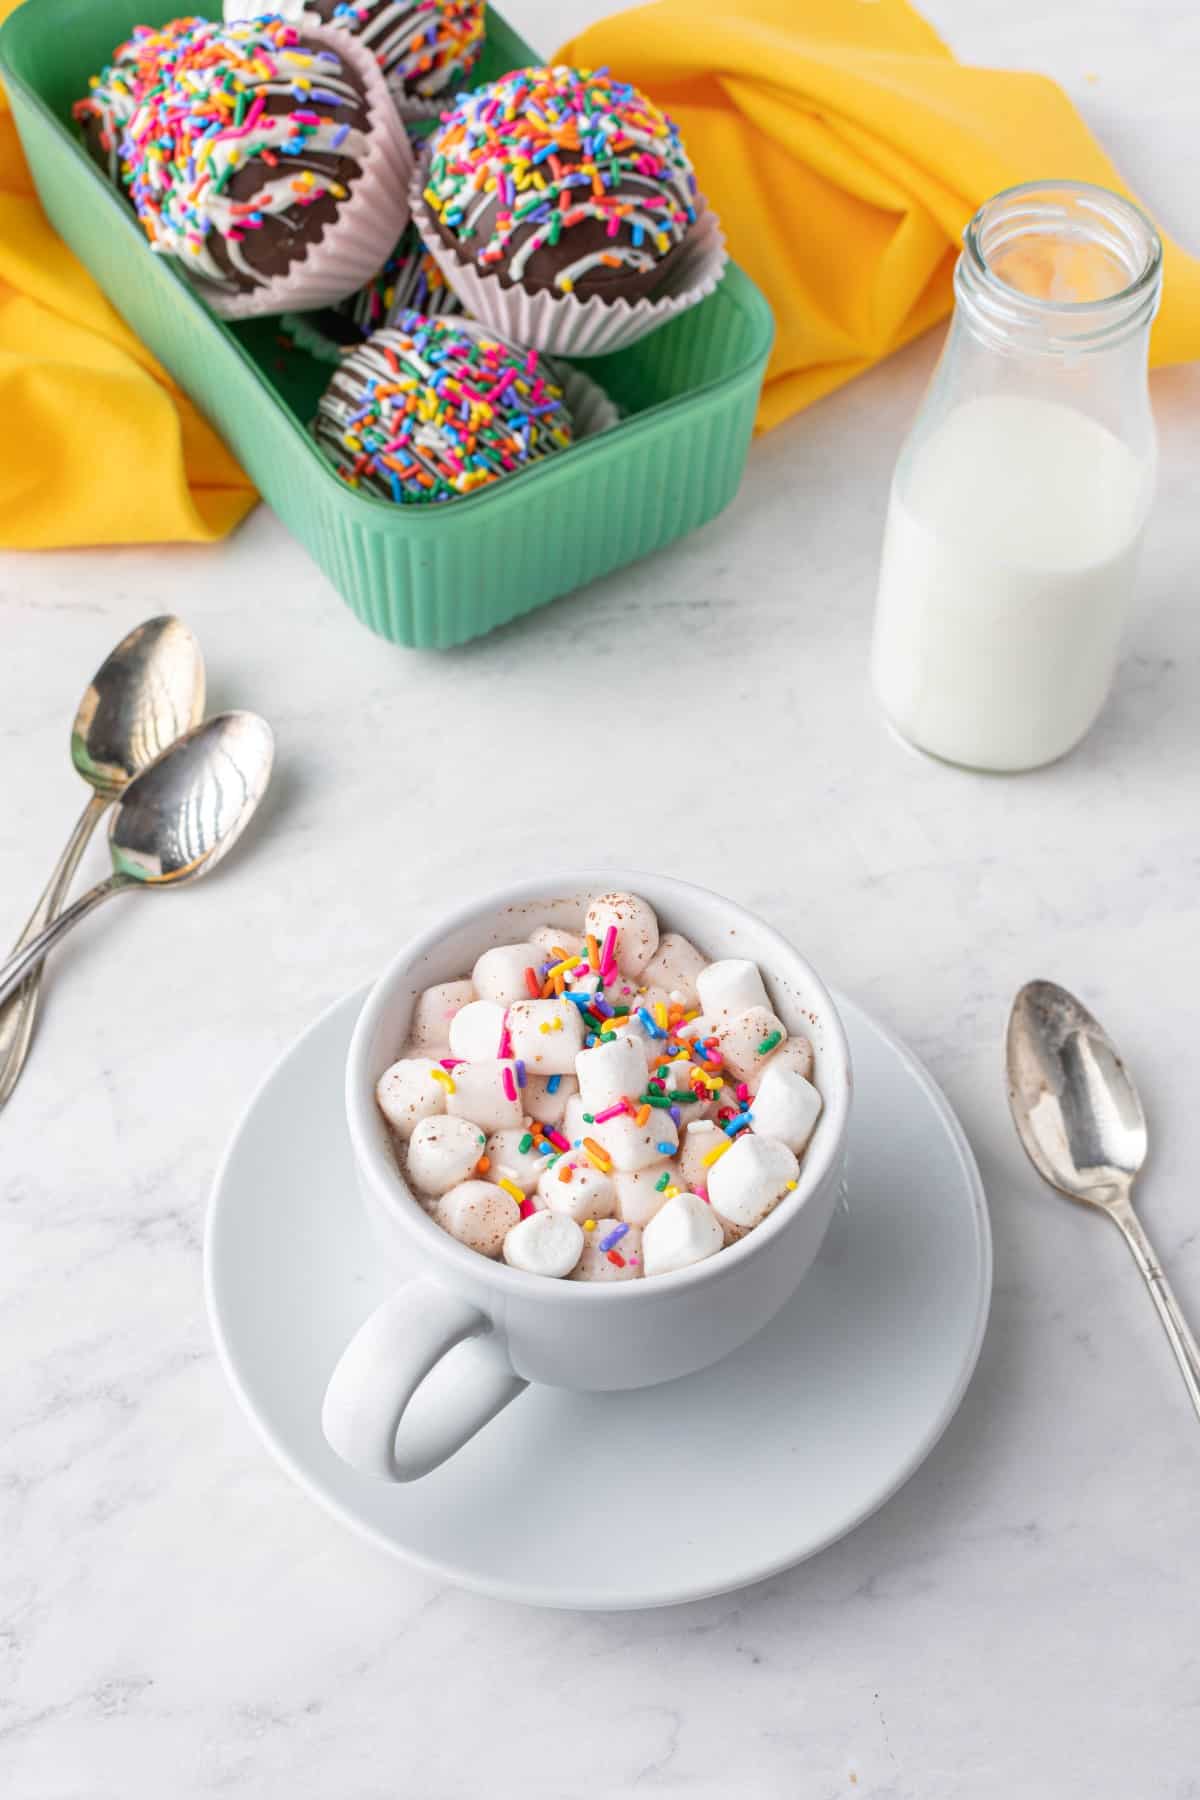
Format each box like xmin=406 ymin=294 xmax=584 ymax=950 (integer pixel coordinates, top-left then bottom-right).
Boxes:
xmin=423 ymin=64 xmax=697 ymax=297
xmin=313 ymin=311 xmax=573 ymax=502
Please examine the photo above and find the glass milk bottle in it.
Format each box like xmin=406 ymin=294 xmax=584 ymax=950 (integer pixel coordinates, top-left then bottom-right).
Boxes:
xmin=871 ymin=181 xmax=1162 ymax=771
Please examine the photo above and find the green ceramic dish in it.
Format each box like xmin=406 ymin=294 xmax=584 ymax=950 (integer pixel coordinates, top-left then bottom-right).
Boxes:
xmin=0 ymin=0 xmax=774 ymax=647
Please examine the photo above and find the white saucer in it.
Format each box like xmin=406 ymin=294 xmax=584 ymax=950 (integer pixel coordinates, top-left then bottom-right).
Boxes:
xmin=205 ymin=989 xmax=991 ymax=1611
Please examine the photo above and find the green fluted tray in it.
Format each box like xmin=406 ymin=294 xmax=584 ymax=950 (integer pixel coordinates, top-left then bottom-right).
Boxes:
xmin=0 ymin=0 xmax=774 ymax=648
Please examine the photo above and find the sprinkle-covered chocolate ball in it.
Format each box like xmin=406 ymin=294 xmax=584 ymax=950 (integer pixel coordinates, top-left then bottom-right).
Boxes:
xmin=421 ymin=64 xmax=699 ymax=302
xmin=304 ymin=0 xmax=484 ymax=110
xmin=80 ymin=16 xmax=375 ymax=299
xmin=313 ymin=310 xmax=574 ymax=502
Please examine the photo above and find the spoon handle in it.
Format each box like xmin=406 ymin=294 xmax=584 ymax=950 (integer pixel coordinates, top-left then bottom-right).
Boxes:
xmin=1111 ymin=1197 xmax=1200 ymax=1420
xmin=0 ymin=792 xmax=111 ymax=1111
xmin=0 ymin=875 xmax=134 ymax=1012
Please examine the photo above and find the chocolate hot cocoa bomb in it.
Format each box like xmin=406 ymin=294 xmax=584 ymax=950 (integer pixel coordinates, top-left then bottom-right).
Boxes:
xmin=421 ymin=64 xmax=700 ymax=303
xmin=80 ymin=16 xmax=377 ymax=302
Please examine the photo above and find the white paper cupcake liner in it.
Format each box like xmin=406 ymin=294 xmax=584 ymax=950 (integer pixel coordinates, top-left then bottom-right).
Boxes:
xmin=206 ymin=25 xmax=415 ymax=322
xmin=389 ymin=85 xmax=457 ymax=126
xmin=409 ymin=161 xmax=728 ymax=358
xmin=554 ymin=363 xmax=621 ymax=438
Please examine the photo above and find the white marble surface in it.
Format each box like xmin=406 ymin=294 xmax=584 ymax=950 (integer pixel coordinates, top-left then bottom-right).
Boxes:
xmin=3 ymin=1 xmax=1200 ymax=1792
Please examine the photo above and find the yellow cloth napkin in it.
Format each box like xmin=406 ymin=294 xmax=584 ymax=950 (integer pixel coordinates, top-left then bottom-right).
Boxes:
xmin=0 ymin=2 xmax=257 ymax=549
xmin=557 ymin=0 xmax=1200 ymax=430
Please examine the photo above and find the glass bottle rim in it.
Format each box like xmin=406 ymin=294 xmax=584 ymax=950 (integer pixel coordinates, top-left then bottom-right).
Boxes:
xmin=957 ymin=179 xmax=1163 ymax=351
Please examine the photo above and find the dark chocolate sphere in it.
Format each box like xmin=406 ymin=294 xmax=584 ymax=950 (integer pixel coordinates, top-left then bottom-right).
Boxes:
xmin=421 ymin=65 xmax=699 ymax=303
xmin=79 ymin=17 xmax=373 ymax=300
xmin=313 ymin=311 xmax=574 ymax=502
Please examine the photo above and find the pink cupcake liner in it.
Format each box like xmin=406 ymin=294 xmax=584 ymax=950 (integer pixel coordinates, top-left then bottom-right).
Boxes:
xmin=205 ymin=24 xmax=415 ymax=322
xmin=409 ymin=156 xmax=728 ymax=358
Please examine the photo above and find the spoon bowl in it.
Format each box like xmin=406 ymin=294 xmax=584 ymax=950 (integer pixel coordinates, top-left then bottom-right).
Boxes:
xmin=1007 ymin=979 xmax=1148 ymax=1209
xmin=71 ymin=615 xmax=205 ymax=797
xmin=109 ymin=711 xmax=275 ymax=887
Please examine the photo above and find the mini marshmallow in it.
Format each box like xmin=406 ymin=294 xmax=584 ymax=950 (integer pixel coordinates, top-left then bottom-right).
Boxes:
xmin=448 ymin=999 xmax=508 ymax=1062
xmin=562 ymin=1092 xmax=588 ymax=1146
xmin=506 ymin=998 xmax=585 ymax=1074
xmin=408 ymin=979 xmax=475 ymax=1054
xmin=617 ymin=1009 xmax=672 ymax=1068
xmin=615 ymin=1165 xmax=676 ymax=1228
xmin=696 ymin=958 xmax=770 ymax=1019
xmin=485 ymin=1128 xmax=551 ymax=1195
xmin=537 ymin=1154 xmax=616 ymax=1222
xmin=707 ymin=1133 xmax=799 ymax=1230
xmin=435 ymin=1181 xmax=520 ymax=1257
xmin=529 ymin=925 xmax=585 ymax=963
xmin=748 ymin=1034 xmax=815 ymax=1092
xmin=716 ymin=1006 xmax=789 ymax=1082
xmin=642 ymin=932 xmax=709 ymax=1009
xmin=444 ymin=1060 xmax=524 ymax=1133
xmin=503 ymin=1211 xmax=584 ymax=1279
xmin=472 ymin=942 xmax=541 ymax=1007
xmin=677 ymin=1119 xmax=729 ymax=1190
xmin=575 ymin=1036 xmax=646 ymax=1111
xmin=523 ymin=1073 xmax=577 ymax=1126
xmin=570 ymin=1218 xmax=643 ymax=1281
xmin=376 ymin=1058 xmax=446 ymax=1140
xmin=591 ymin=1109 xmax=678 ymax=1172
xmin=584 ymin=892 xmax=660 ymax=977
xmin=405 ymin=1116 xmax=487 ymax=1196
xmin=641 ymin=1192 xmax=724 ymax=1277
xmin=749 ymin=1061 xmax=823 ymax=1156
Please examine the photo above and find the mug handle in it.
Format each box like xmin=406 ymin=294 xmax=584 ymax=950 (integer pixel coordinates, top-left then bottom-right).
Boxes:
xmin=322 ymin=1278 xmax=527 ymax=1482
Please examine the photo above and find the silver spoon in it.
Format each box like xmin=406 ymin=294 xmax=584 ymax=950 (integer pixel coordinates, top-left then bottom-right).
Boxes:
xmin=0 ymin=616 xmax=204 ymax=1108
xmin=0 ymin=713 xmax=274 ymax=1012
xmin=1007 ymin=979 xmax=1200 ymax=1419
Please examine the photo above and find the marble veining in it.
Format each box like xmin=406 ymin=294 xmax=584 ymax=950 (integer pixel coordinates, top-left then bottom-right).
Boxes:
xmin=2 ymin=0 xmax=1200 ymax=1792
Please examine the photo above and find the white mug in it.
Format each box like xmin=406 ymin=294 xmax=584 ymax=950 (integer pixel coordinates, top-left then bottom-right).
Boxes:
xmin=323 ymin=871 xmax=853 ymax=1481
